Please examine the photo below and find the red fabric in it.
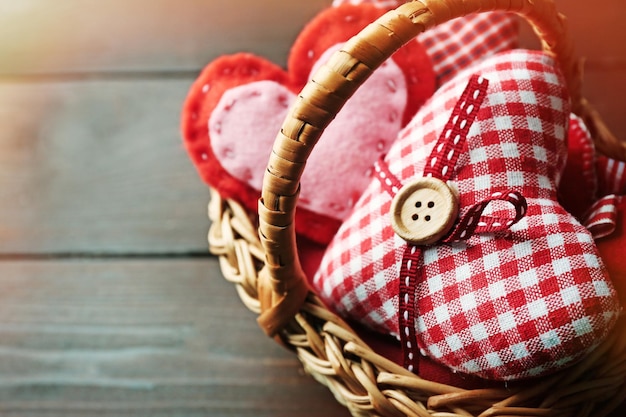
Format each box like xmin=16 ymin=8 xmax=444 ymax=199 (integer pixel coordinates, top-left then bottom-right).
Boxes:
xmin=301 ymin=198 xmax=626 ymax=391
xmin=313 ymin=50 xmax=621 ymax=381
xmin=597 ymin=156 xmax=626 ymax=196
xmin=333 ymin=1 xmax=520 ymax=86
xmin=597 ymin=197 xmax=626 ymax=306
xmin=181 ymin=4 xmax=435 ymax=245
xmin=418 ymin=12 xmax=519 ymax=86
xmin=559 ymin=115 xmax=598 ymax=220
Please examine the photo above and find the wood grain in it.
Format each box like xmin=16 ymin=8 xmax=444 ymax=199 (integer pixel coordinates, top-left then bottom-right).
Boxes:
xmin=0 ymin=78 xmax=211 ymax=254
xmin=0 ymin=1 xmax=624 ymax=416
xmin=0 ymin=0 xmax=329 ymax=75
xmin=0 ymin=0 xmax=622 ymax=76
xmin=0 ymin=259 xmax=350 ymax=417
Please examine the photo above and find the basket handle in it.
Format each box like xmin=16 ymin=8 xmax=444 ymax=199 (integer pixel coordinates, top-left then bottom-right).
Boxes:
xmin=256 ymin=0 xmax=625 ymax=336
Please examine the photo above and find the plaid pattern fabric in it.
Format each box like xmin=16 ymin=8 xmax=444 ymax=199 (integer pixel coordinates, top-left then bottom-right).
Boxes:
xmin=418 ymin=12 xmax=518 ymax=85
xmin=313 ymin=50 xmax=621 ymax=380
xmin=332 ymin=0 xmax=518 ymax=86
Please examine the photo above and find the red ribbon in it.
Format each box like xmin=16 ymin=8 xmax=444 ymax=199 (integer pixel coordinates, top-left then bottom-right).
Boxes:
xmin=374 ymin=74 xmax=528 ymax=371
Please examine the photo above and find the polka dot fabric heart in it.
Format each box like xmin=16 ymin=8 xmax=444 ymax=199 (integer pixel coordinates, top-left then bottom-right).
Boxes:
xmin=313 ymin=50 xmax=622 ymax=381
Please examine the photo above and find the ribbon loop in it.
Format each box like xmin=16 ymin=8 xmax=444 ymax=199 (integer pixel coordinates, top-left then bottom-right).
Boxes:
xmin=583 ymin=194 xmax=621 ymax=239
xmin=445 ymin=190 xmax=528 ymax=242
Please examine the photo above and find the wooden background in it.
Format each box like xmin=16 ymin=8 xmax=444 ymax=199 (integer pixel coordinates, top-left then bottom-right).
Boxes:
xmin=0 ymin=1 xmax=624 ymax=415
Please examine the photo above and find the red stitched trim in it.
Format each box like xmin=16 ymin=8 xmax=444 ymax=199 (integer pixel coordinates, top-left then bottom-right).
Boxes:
xmin=374 ymin=158 xmax=404 ymax=197
xmin=583 ymin=194 xmax=620 ymax=239
xmin=398 ymin=244 xmax=423 ymax=372
xmin=445 ymin=190 xmax=527 ymax=242
xmin=424 ymin=74 xmax=489 ymax=181
xmin=390 ymin=75 xmax=529 ymax=372
xmin=397 ymin=75 xmax=490 ymax=372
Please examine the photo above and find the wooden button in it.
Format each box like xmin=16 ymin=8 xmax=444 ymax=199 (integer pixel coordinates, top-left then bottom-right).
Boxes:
xmin=390 ymin=177 xmax=459 ymax=245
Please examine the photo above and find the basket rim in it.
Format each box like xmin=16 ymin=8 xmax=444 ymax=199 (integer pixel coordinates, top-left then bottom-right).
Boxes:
xmin=208 ymin=190 xmax=626 ymax=417
xmin=206 ymin=0 xmax=626 ymax=415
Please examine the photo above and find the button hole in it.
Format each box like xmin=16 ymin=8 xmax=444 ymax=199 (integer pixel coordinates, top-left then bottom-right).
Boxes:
xmin=428 ymin=202 xmax=435 ymax=208
xmin=415 ymin=201 xmax=422 ymax=208
xmin=425 ymin=215 xmax=431 ymax=222
xmin=412 ymin=214 xmax=419 ymax=221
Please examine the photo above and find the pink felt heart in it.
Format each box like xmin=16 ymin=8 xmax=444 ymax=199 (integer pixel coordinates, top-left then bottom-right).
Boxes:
xmin=313 ymin=50 xmax=621 ymax=381
xmin=210 ymin=46 xmax=408 ymax=220
xmin=181 ymin=4 xmax=436 ymax=245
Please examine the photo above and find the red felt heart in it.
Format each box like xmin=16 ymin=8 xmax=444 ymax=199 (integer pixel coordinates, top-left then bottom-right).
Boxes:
xmin=181 ymin=4 xmax=436 ymax=245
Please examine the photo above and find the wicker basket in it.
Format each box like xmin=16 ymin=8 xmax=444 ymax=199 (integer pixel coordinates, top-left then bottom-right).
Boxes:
xmin=207 ymin=1 xmax=626 ymax=416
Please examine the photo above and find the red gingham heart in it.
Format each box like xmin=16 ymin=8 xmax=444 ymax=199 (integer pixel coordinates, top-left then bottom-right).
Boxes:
xmin=333 ymin=0 xmax=519 ymax=85
xmin=313 ymin=50 xmax=621 ymax=380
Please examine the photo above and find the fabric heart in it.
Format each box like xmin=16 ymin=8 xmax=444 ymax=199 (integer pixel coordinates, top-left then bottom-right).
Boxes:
xmin=597 ymin=197 xmax=626 ymax=306
xmin=558 ymin=115 xmax=625 ymax=239
xmin=593 ymin=147 xmax=626 ymax=307
xmin=598 ymin=156 xmax=626 ymax=197
xmin=313 ymin=50 xmax=621 ymax=381
xmin=182 ymin=3 xmax=519 ymax=245
xmin=181 ymin=4 xmax=436 ymax=245
xmin=561 ymin=118 xmax=626 ymax=307
xmin=209 ymin=52 xmax=412 ymax=227
xmin=558 ymin=115 xmax=599 ymax=220
xmin=333 ymin=0 xmax=519 ymax=86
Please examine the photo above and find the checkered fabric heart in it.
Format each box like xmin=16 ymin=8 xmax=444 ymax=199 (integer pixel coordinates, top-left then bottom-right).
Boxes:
xmin=312 ymin=50 xmax=621 ymax=381
xmin=332 ymin=0 xmax=518 ymax=85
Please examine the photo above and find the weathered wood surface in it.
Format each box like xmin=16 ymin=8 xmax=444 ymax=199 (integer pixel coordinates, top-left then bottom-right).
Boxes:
xmin=0 ymin=0 xmax=622 ymax=75
xmin=0 ymin=78 xmax=210 ymax=254
xmin=0 ymin=0 xmax=624 ymax=416
xmin=0 ymin=0 xmax=329 ymax=75
xmin=0 ymin=259 xmax=348 ymax=416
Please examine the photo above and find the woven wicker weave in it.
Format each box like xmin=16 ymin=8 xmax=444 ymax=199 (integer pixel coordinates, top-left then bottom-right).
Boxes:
xmin=207 ymin=1 xmax=626 ymax=416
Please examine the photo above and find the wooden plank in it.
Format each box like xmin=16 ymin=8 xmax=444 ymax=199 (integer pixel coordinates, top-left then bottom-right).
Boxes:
xmin=0 ymin=0 xmax=329 ymax=75
xmin=0 ymin=258 xmax=350 ymax=417
xmin=0 ymin=78 xmax=211 ymax=254
xmin=0 ymin=0 xmax=623 ymax=76
xmin=1 ymin=71 xmax=624 ymax=255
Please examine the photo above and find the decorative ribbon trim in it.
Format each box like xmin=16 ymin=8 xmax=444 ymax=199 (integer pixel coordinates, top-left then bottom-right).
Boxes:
xmin=444 ymin=190 xmax=527 ymax=242
xmin=376 ymin=74 xmax=530 ymax=373
xmin=424 ymin=75 xmax=489 ymax=181
xmin=583 ymin=194 xmax=621 ymax=240
xmin=394 ymin=74 xmax=498 ymax=373
xmin=399 ymin=245 xmax=422 ymax=372
xmin=374 ymin=157 xmax=403 ymax=197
